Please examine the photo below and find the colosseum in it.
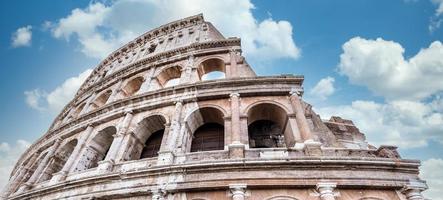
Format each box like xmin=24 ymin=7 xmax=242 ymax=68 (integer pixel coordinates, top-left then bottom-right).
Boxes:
xmin=1 ymin=14 xmax=428 ymax=200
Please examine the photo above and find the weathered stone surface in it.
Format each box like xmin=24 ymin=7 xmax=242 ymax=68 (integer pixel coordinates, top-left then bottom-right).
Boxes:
xmin=1 ymin=14 xmax=427 ymax=200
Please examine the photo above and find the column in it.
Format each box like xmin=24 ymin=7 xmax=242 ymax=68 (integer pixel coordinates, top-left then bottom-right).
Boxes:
xmin=289 ymin=91 xmax=314 ymax=141
xmin=17 ymin=138 xmax=62 ymax=192
xmin=157 ymin=101 xmax=183 ymax=165
xmin=80 ymin=92 xmax=98 ymax=115
xmin=151 ymin=188 xmax=166 ymax=200
xmin=99 ymin=110 xmax=133 ymax=172
xmin=401 ymin=180 xmax=427 ymax=200
xmin=229 ymin=184 xmax=247 ymax=200
xmin=316 ymin=182 xmax=338 ymax=200
xmin=107 ymin=79 xmax=123 ymax=103
xmin=51 ymin=126 xmax=94 ymax=182
xmin=139 ymin=67 xmax=155 ymax=93
xmin=228 ymin=49 xmax=239 ymax=78
xmin=228 ymin=93 xmax=245 ymax=158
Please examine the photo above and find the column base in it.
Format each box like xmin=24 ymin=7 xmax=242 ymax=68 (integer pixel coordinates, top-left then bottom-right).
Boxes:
xmin=304 ymin=140 xmax=322 ymax=156
xmin=228 ymin=142 xmax=245 ymax=159
xmin=50 ymin=171 xmax=68 ymax=184
xmin=97 ymin=160 xmax=115 ymax=173
xmin=157 ymin=151 xmax=175 ymax=166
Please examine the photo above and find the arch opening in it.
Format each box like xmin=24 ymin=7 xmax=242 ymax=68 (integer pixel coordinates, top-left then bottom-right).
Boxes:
xmin=157 ymin=66 xmax=182 ymax=88
xmin=90 ymin=90 xmax=112 ymax=110
xmin=38 ymin=139 xmax=78 ymax=182
xmin=121 ymin=77 xmax=144 ymax=97
xmin=74 ymin=126 xmax=116 ymax=171
xmin=247 ymin=103 xmax=290 ymax=148
xmin=198 ymin=58 xmax=226 ymax=81
xmin=187 ymin=107 xmax=225 ymax=152
xmin=129 ymin=115 xmax=167 ymax=160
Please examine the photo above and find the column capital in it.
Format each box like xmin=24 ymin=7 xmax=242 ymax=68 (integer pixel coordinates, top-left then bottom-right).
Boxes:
xmin=174 ymin=99 xmax=183 ymax=105
xmin=401 ymin=180 xmax=427 ymax=200
xmin=229 ymin=183 xmax=247 ymax=200
xmin=316 ymin=182 xmax=338 ymax=200
xmin=230 ymin=92 xmax=240 ymax=98
xmin=124 ymin=108 xmax=133 ymax=115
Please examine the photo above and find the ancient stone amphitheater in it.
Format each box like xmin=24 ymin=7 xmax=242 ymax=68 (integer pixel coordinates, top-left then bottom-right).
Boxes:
xmin=2 ymin=14 xmax=428 ymax=200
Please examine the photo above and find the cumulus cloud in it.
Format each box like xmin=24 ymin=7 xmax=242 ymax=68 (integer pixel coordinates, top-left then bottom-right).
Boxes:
xmin=421 ymin=158 xmax=443 ymax=199
xmin=315 ymin=97 xmax=443 ymax=148
xmin=11 ymin=26 xmax=32 ymax=48
xmin=0 ymin=140 xmax=31 ymax=190
xmin=24 ymin=69 xmax=92 ymax=114
xmin=50 ymin=0 xmax=300 ymax=60
xmin=310 ymin=76 xmax=335 ymax=100
xmin=338 ymin=37 xmax=443 ymax=101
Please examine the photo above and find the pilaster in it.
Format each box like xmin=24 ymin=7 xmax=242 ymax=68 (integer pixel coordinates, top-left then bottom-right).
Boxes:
xmin=401 ymin=180 xmax=427 ymax=200
xmin=316 ymin=182 xmax=338 ymax=200
xmin=229 ymin=183 xmax=247 ymax=200
xmin=289 ymin=90 xmax=314 ymax=141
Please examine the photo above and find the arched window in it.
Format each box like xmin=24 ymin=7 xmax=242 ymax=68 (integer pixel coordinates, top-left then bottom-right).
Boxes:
xmin=72 ymin=102 xmax=86 ymax=118
xmin=90 ymin=90 xmax=112 ymax=110
xmin=198 ymin=58 xmax=226 ymax=81
xmin=187 ymin=107 xmax=225 ymax=152
xmin=74 ymin=126 xmax=116 ymax=171
xmin=156 ymin=66 xmax=182 ymax=88
xmin=247 ymin=103 xmax=290 ymax=148
xmin=140 ymin=129 xmax=164 ymax=158
xmin=121 ymin=77 xmax=144 ymax=97
xmin=129 ymin=115 xmax=166 ymax=160
xmin=38 ymin=139 xmax=78 ymax=182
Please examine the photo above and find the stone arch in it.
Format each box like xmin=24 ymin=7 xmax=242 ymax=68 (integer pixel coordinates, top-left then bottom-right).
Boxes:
xmin=185 ymin=107 xmax=225 ymax=152
xmin=246 ymin=102 xmax=292 ymax=148
xmin=71 ymin=102 xmax=86 ymax=118
xmin=266 ymin=196 xmax=300 ymax=200
xmin=90 ymin=89 xmax=112 ymax=110
xmin=74 ymin=126 xmax=117 ymax=171
xmin=196 ymin=57 xmax=226 ymax=81
xmin=129 ymin=114 xmax=167 ymax=160
xmin=156 ymin=65 xmax=182 ymax=87
xmin=38 ymin=139 xmax=78 ymax=182
xmin=184 ymin=104 xmax=228 ymax=121
xmin=120 ymin=76 xmax=144 ymax=97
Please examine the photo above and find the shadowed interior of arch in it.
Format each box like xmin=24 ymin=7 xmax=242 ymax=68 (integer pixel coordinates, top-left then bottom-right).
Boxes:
xmin=120 ymin=77 xmax=144 ymax=97
xmin=247 ymin=103 xmax=292 ymax=148
xmin=130 ymin=115 xmax=167 ymax=160
xmin=157 ymin=66 xmax=182 ymax=88
xmin=38 ymin=139 xmax=78 ymax=182
xmin=187 ymin=107 xmax=225 ymax=152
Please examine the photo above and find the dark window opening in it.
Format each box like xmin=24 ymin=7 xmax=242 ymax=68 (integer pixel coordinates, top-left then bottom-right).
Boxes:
xmin=140 ymin=129 xmax=164 ymax=159
xmin=191 ymin=123 xmax=224 ymax=152
xmin=248 ymin=120 xmax=284 ymax=148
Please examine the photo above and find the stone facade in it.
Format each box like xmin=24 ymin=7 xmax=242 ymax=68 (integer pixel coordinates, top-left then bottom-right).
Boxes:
xmin=1 ymin=14 xmax=428 ymax=200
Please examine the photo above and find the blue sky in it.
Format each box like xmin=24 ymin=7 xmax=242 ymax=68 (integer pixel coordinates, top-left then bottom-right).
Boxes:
xmin=1 ymin=0 xmax=442 ymax=198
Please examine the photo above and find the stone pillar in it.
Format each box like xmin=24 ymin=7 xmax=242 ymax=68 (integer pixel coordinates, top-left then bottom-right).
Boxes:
xmin=99 ymin=111 xmax=133 ymax=172
xmin=229 ymin=184 xmax=247 ymax=200
xmin=316 ymin=182 xmax=338 ymax=200
xmin=151 ymin=188 xmax=166 ymax=200
xmin=18 ymin=138 xmax=62 ymax=192
xmin=289 ymin=91 xmax=314 ymax=141
xmin=139 ymin=67 xmax=155 ymax=93
xmin=228 ymin=49 xmax=238 ymax=78
xmin=51 ymin=126 xmax=93 ymax=182
xmin=402 ymin=180 xmax=427 ymax=200
xmin=157 ymin=101 xmax=183 ymax=165
xmin=228 ymin=93 xmax=245 ymax=158
xmin=80 ymin=92 xmax=98 ymax=115
xmin=107 ymin=79 xmax=123 ymax=103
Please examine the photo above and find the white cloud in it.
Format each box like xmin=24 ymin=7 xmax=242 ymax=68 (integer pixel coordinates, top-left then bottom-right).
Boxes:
xmin=0 ymin=140 xmax=30 ymax=190
xmin=421 ymin=158 xmax=443 ymax=199
xmin=11 ymin=26 xmax=32 ymax=48
xmin=310 ymin=76 xmax=335 ymax=100
xmin=338 ymin=37 xmax=443 ymax=101
xmin=315 ymin=98 xmax=443 ymax=148
xmin=50 ymin=0 xmax=300 ymax=60
xmin=24 ymin=69 xmax=92 ymax=114
xmin=429 ymin=0 xmax=443 ymax=32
